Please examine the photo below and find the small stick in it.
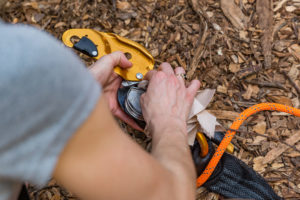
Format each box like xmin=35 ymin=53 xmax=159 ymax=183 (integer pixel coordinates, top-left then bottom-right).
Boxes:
xmin=245 ymin=80 xmax=288 ymax=91
xmin=281 ymin=70 xmax=300 ymax=97
xmin=111 ymin=0 xmax=116 ymax=10
xmin=176 ymin=54 xmax=187 ymax=70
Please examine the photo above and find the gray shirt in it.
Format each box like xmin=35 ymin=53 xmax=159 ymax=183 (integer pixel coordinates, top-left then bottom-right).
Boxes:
xmin=0 ymin=23 xmax=101 ymax=199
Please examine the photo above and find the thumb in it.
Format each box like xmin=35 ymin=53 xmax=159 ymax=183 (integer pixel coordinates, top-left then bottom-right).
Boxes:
xmin=98 ymin=51 xmax=132 ymax=70
xmin=90 ymin=51 xmax=132 ymax=84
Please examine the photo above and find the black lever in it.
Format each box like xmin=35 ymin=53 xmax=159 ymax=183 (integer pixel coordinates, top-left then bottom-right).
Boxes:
xmin=73 ymin=36 xmax=98 ymax=57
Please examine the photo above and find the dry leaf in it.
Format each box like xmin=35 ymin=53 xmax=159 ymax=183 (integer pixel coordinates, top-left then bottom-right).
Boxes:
xmin=187 ymin=89 xmax=217 ymax=143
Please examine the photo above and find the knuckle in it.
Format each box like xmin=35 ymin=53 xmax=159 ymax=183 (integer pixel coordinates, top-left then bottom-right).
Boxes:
xmin=155 ymin=71 xmax=166 ymax=79
xmin=110 ymin=105 xmax=118 ymax=115
xmin=100 ymin=54 xmax=110 ymax=61
xmin=107 ymin=53 xmax=115 ymax=61
xmin=100 ymin=54 xmax=113 ymax=63
xmin=161 ymin=62 xmax=171 ymax=68
xmin=107 ymin=52 xmax=121 ymax=63
xmin=185 ymin=93 xmax=194 ymax=103
xmin=170 ymin=76 xmax=176 ymax=84
xmin=140 ymin=94 xmax=145 ymax=102
xmin=175 ymin=66 xmax=185 ymax=73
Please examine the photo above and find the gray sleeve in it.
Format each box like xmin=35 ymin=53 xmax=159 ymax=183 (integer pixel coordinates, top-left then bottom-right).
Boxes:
xmin=0 ymin=24 xmax=101 ymax=187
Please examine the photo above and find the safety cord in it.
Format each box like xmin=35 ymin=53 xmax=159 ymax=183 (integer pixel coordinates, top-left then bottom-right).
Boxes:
xmin=197 ymin=103 xmax=300 ymax=187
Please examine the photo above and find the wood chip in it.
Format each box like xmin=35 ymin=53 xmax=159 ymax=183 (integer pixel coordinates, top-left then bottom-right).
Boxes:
xmin=288 ymin=44 xmax=300 ymax=61
xmin=274 ymin=0 xmax=289 ymax=12
xmin=252 ymin=135 xmax=267 ymax=145
xmin=207 ymin=110 xmax=239 ymax=120
xmin=217 ymin=85 xmax=228 ymax=94
xmin=268 ymin=96 xmax=293 ymax=106
xmin=229 ymin=63 xmax=240 ymax=73
xmin=253 ymin=121 xmax=267 ymax=134
xmin=117 ymin=1 xmax=131 ymax=10
xmin=220 ymin=0 xmax=249 ymax=30
xmin=263 ymin=130 xmax=300 ymax=164
xmin=253 ymin=156 xmax=266 ymax=172
xmin=286 ymin=6 xmax=297 ymax=12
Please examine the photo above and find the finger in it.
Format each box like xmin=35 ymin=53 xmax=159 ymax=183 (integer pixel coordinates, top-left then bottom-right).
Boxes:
xmin=114 ymin=109 xmax=144 ymax=131
xmin=174 ymin=67 xmax=186 ymax=85
xmin=98 ymin=51 xmax=132 ymax=70
xmin=187 ymin=79 xmax=200 ymax=100
xmin=158 ymin=62 xmax=174 ymax=76
xmin=144 ymin=70 xmax=157 ymax=81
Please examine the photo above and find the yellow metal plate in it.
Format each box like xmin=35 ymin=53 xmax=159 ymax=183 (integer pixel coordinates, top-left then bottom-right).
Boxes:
xmin=62 ymin=29 xmax=154 ymax=81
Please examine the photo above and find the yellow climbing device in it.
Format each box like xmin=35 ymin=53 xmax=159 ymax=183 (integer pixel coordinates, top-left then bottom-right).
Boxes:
xmin=62 ymin=29 xmax=154 ymax=81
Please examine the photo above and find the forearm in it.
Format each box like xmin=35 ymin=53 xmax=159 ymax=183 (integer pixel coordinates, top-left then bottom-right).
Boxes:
xmin=54 ymin=98 xmax=194 ymax=200
xmin=149 ymin=117 xmax=197 ymax=199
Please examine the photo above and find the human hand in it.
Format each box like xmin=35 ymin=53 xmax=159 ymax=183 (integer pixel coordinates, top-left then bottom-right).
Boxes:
xmin=89 ymin=51 xmax=143 ymax=131
xmin=140 ymin=63 xmax=200 ymax=136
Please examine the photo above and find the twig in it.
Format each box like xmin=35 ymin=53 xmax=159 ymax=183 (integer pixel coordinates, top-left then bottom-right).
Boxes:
xmin=228 ymin=128 xmax=300 ymax=154
xmin=111 ymin=0 xmax=116 ymax=10
xmin=257 ymin=0 xmax=273 ymax=69
xmin=245 ymin=80 xmax=288 ymax=91
xmin=188 ymin=0 xmax=212 ymax=25
xmin=186 ymin=22 xmax=208 ymax=79
xmin=281 ymin=70 xmax=300 ymax=97
xmin=176 ymin=54 xmax=187 ymax=70
xmin=237 ymin=64 xmax=262 ymax=79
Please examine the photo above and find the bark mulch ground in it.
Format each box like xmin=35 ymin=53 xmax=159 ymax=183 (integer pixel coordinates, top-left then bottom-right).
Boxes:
xmin=1 ymin=0 xmax=300 ymax=199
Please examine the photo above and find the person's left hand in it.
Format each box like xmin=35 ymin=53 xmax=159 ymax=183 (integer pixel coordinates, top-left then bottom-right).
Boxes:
xmin=89 ymin=51 xmax=143 ymax=131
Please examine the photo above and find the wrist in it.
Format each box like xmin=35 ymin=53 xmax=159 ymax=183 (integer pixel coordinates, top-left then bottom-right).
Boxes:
xmin=145 ymin=116 xmax=187 ymax=138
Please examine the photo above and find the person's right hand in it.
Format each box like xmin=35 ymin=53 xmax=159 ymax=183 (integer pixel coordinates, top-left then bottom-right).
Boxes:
xmin=140 ymin=63 xmax=200 ymax=135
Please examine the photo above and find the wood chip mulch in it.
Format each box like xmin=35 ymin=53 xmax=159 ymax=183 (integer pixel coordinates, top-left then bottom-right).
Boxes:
xmin=1 ymin=0 xmax=300 ymax=199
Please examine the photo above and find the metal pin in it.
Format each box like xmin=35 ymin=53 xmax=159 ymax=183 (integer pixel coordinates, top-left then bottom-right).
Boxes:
xmin=92 ymin=51 xmax=98 ymax=56
xmin=136 ymin=73 xmax=143 ymax=80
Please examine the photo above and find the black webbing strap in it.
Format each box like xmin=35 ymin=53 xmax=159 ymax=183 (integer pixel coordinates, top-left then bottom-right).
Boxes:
xmin=192 ymin=140 xmax=282 ymax=200
xmin=18 ymin=185 xmax=30 ymax=200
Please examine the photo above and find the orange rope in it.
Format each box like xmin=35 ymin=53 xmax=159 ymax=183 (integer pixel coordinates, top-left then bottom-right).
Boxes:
xmin=196 ymin=103 xmax=300 ymax=187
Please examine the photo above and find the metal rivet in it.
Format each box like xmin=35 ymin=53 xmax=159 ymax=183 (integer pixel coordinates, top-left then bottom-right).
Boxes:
xmin=92 ymin=51 xmax=97 ymax=56
xmin=136 ymin=73 xmax=143 ymax=80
